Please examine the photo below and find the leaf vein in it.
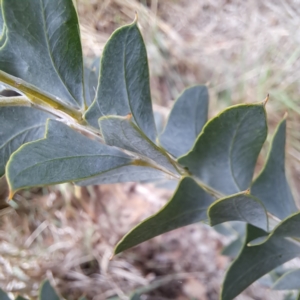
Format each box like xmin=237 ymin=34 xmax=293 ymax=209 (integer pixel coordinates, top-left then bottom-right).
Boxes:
xmin=229 ymin=110 xmax=251 ymax=191
xmin=0 ymin=124 xmax=44 ymax=150
xmin=39 ymin=0 xmax=79 ymax=107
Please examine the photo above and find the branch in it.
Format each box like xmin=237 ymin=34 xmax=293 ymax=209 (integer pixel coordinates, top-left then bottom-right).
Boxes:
xmin=0 ymin=71 xmax=83 ymax=122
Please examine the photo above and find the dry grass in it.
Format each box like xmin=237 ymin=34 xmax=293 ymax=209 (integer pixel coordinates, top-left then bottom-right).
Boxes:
xmin=0 ymin=182 xmax=287 ymax=300
xmin=0 ymin=183 xmax=226 ymax=299
xmin=1 ymin=0 xmax=300 ymax=299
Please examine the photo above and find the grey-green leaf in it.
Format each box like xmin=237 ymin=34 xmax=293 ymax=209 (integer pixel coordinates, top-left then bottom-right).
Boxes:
xmin=252 ymin=212 xmax=300 ymax=246
xmin=84 ymin=21 xmax=156 ymax=142
xmin=0 ymin=289 xmax=10 ymax=300
xmin=270 ymin=212 xmax=300 ymax=239
xmin=6 ymin=119 xmax=137 ymax=194
xmin=273 ymin=269 xmax=300 ymax=290
xmin=39 ymin=280 xmax=60 ymax=300
xmin=251 ymin=117 xmax=297 ymax=220
xmin=99 ymin=116 xmax=177 ymax=174
xmin=213 ymin=221 xmax=246 ymax=237
xmin=208 ymin=193 xmax=268 ymax=231
xmin=114 ymin=177 xmax=214 ymax=254
xmin=159 ymin=85 xmax=208 ymax=157
xmin=84 ymin=57 xmax=100 ymax=107
xmin=283 ymin=292 xmax=300 ymax=300
xmin=221 ymin=237 xmax=244 ymax=258
xmin=0 ymin=0 xmax=85 ymax=109
xmin=76 ymin=164 xmax=167 ymax=186
xmin=221 ymin=224 xmax=300 ymax=300
xmin=0 ymin=4 xmax=4 ymax=41
xmin=15 ymin=296 xmax=28 ymax=300
xmin=178 ymin=104 xmax=267 ymax=195
xmin=0 ymin=106 xmax=53 ymax=176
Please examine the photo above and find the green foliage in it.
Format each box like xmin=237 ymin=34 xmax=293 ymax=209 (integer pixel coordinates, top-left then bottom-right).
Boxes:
xmin=0 ymin=0 xmax=299 ymax=299
xmin=83 ymin=57 xmax=100 ymax=107
xmin=221 ymin=225 xmax=300 ymax=300
xmin=159 ymin=85 xmax=208 ymax=157
xmin=115 ymin=176 xmax=214 ymax=254
xmin=7 ymin=119 xmax=137 ymax=194
xmin=0 ymin=0 xmax=85 ymax=109
xmin=221 ymin=235 xmax=244 ymax=258
xmin=99 ymin=115 xmax=177 ymax=174
xmin=208 ymin=193 xmax=268 ymax=231
xmin=251 ymin=117 xmax=298 ymax=219
xmin=0 ymin=289 xmax=11 ymax=300
xmin=39 ymin=280 xmax=60 ymax=300
xmin=84 ymin=19 xmax=156 ymax=142
xmin=0 ymin=280 xmax=60 ymax=300
xmin=0 ymin=107 xmax=52 ymax=177
xmin=273 ymin=269 xmax=300 ymax=290
xmin=178 ymin=103 xmax=268 ymax=195
xmin=15 ymin=296 xmax=28 ymax=300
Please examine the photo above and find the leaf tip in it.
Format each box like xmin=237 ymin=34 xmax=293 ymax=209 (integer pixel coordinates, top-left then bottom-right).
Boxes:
xmin=113 ymin=244 xmax=122 ymax=256
xmin=263 ymin=93 xmax=269 ymax=107
xmin=8 ymin=190 xmax=15 ymax=201
xmin=283 ymin=111 xmax=288 ymax=119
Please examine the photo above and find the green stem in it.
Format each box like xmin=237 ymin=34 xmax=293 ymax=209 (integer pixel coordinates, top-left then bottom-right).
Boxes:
xmin=0 ymin=94 xmax=104 ymax=143
xmin=0 ymin=71 xmax=83 ymax=122
xmin=0 ymin=96 xmax=31 ymax=107
xmin=194 ymin=179 xmax=224 ymax=199
xmin=133 ymin=159 xmax=181 ymax=180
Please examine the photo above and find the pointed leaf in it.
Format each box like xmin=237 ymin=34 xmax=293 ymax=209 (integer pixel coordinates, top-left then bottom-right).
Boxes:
xmin=6 ymin=120 xmax=139 ymax=194
xmin=208 ymin=193 xmax=268 ymax=231
xmin=251 ymin=212 xmax=300 ymax=246
xmin=159 ymin=85 xmax=208 ymax=157
xmin=39 ymin=280 xmax=60 ymax=300
xmin=251 ymin=117 xmax=297 ymax=219
xmin=84 ymin=21 xmax=156 ymax=141
xmin=270 ymin=212 xmax=300 ymax=239
xmin=99 ymin=116 xmax=177 ymax=174
xmin=0 ymin=106 xmax=53 ymax=176
xmin=178 ymin=104 xmax=267 ymax=195
xmin=0 ymin=289 xmax=10 ymax=300
xmin=273 ymin=269 xmax=300 ymax=290
xmin=114 ymin=177 xmax=214 ymax=254
xmin=221 ymin=224 xmax=300 ymax=300
xmin=0 ymin=0 xmax=85 ymax=109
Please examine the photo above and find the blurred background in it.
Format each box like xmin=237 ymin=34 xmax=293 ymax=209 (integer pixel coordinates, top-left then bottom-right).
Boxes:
xmin=1 ymin=0 xmax=300 ymax=299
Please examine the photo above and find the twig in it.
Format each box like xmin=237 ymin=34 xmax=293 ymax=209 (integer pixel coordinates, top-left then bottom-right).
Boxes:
xmin=24 ymin=221 xmax=48 ymax=248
